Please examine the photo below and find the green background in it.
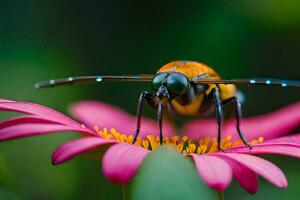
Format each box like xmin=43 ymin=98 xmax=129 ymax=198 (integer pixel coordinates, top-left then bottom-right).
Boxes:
xmin=0 ymin=0 xmax=299 ymax=199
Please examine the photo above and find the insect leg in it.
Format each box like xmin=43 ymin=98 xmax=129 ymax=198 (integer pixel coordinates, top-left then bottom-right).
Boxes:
xmin=132 ymin=91 xmax=155 ymax=144
xmin=222 ymin=97 xmax=252 ymax=149
xmin=212 ymin=88 xmax=224 ymax=151
xmin=157 ymin=103 xmax=163 ymax=145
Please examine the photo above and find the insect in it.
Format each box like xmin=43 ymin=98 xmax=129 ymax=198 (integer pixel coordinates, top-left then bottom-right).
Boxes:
xmin=35 ymin=61 xmax=300 ymax=150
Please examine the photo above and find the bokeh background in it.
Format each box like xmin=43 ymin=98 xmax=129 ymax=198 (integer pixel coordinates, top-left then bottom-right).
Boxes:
xmin=0 ymin=0 xmax=300 ymax=199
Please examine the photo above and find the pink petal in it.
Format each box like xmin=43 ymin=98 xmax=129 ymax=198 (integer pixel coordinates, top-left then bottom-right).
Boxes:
xmin=0 ymin=116 xmax=95 ymax=140
xmin=216 ymin=153 xmax=288 ymax=189
xmin=0 ymin=101 xmax=80 ymax=127
xmin=227 ymin=143 xmax=300 ymax=159
xmin=183 ymin=119 xmax=217 ymax=139
xmin=266 ymin=133 xmax=300 ymax=144
xmin=219 ymin=155 xmax=258 ymax=194
xmin=102 ymin=143 xmax=149 ymax=184
xmin=0 ymin=98 xmax=15 ymax=103
xmin=52 ymin=137 xmax=116 ymax=165
xmin=189 ymin=154 xmax=232 ymax=192
xmin=70 ymin=100 xmax=175 ymax=138
xmin=184 ymin=101 xmax=300 ymax=140
xmin=0 ymin=115 xmax=63 ymax=127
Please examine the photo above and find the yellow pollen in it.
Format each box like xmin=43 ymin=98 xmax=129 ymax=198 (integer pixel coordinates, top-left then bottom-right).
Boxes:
xmin=196 ymin=146 xmax=201 ymax=154
xmin=171 ymin=136 xmax=178 ymax=144
xmin=177 ymin=142 xmax=184 ymax=152
xmin=142 ymin=140 xmax=149 ymax=150
xmin=188 ymin=143 xmax=196 ymax=153
xmin=200 ymin=145 xmax=208 ymax=154
xmin=128 ymin=135 xmax=134 ymax=143
xmin=209 ymin=141 xmax=218 ymax=153
xmin=163 ymin=137 xmax=170 ymax=144
xmin=94 ymin=127 xmax=264 ymax=155
xmin=182 ymin=135 xmax=189 ymax=142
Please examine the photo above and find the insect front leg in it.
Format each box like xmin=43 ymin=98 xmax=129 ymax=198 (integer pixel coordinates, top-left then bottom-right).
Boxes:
xmin=222 ymin=97 xmax=252 ymax=149
xmin=212 ymin=88 xmax=224 ymax=151
xmin=132 ymin=91 xmax=156 ymax=144
xmin=157 ymin=103 xmax=163 ymax=145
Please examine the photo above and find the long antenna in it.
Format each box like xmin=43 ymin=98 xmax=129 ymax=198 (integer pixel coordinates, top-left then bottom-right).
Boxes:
xmin=194 ymin=78 xmax=300 ymax=88
xmin=35 ymin=75 xmax=154 ymax=89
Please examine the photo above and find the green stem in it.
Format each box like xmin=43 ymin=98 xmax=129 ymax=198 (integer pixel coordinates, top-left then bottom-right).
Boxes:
xmin=217 ymin=192 xmax=225 ymax=200
xmin=122 ymin=185 xmax=129 ymax=200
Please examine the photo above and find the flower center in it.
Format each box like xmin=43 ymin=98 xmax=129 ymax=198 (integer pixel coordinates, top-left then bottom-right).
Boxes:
xmin=94 ymin=126 xmax=264 ymax=154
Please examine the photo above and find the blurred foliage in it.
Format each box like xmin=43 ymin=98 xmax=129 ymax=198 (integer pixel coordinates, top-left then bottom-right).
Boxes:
xmin=0 ymin=0 xmax=299 ymax=199
xmin=131 ymin=147 xmax=215 ymax=200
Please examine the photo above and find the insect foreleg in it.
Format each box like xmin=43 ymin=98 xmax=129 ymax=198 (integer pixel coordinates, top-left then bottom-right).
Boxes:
xmin=157 ymin=103 xmax=163 ymax=144
xmin=132 ymin=91 xmax=155 ymax=144
xmin=212 ymin=88 xmax=224 ymax=151
xmin=222 ymin=97 xmax=252 ymax=149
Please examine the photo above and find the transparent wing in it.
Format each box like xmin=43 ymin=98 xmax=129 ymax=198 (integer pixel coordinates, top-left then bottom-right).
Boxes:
xmin=35 ymin=75 xmax=154 ymax=89
xmin=193 ymin=78 xmax=300 ymax=88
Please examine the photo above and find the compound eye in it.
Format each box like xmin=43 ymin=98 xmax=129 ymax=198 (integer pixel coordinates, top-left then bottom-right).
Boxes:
xmin=166 ymin=73 xmax=189 ymax=95
xmin=152 ymin=73 xmax=168 ymax=90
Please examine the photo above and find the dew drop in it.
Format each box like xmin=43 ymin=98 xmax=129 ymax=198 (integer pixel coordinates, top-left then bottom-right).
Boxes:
xmin=249 ymin=79 xmax=256 ymax=84
xmin=281 ymin=82 xmax=287 ymax=87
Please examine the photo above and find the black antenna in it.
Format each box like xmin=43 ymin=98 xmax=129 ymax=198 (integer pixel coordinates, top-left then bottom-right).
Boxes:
xmin=194 ymin=78 xmax=300 ymax=88
xmin=35 ymin=75 xmax=154 ymax=89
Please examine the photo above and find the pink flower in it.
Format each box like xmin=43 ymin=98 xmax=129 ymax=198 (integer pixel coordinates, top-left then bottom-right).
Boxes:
xmin=0 ymin=98 xmax=300 ymax=194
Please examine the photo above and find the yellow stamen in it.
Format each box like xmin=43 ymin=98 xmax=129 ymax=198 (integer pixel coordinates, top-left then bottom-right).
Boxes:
xmin=110 ymin=128 xmax=120 ymax=141
xmin=196 ymin=146 xmax=201 ymax=154
xmin=182 ymin=135 xmax=189 ymax=142
xmin=147 ymin=135 xmax=160 ymax=150
xmin=142 ymin=140 xmax=149 ymax=150
xmin=135 ymin=136 xmax=142 ymax=146
xmin=128 ymin=135 xmax=134 ymax=143
xmin=120 ymin=134 xmax=128 ymax=143
xmin=232 ymin=139 xmax=243 ymax=147
xmin=176 ymin=142 xmax=184 ymax=153
xmin=94 ymin=127 xmax=264 ymax=155
xmin=171 ymin=136 xmax=179 ymax=145
xmin=200 ymin=145 xmax=208 ymax=154
xmin=250 ymin=140 xmax=258 ymax=145
xmin=188 ymin=143 xmax=196 ymax=153
xmin=209 ymin=141 xmax=218 ymax=153
xmin=163 ymin=137 xmax=170 ymax=145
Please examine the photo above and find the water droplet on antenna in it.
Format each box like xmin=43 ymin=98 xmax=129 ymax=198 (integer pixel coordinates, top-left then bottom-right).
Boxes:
xmin=96 ymin=77 xmax=102 ymax=82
